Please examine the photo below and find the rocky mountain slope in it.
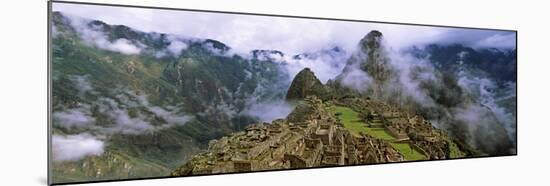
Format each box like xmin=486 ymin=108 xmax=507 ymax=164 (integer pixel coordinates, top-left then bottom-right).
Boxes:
xmin=51 ymin=11 xmax=288 ymax=183
xmin=286 ymin=68 xmax=330 ymax=100
xmin=333 ymin=31 xmax=515 ymax=155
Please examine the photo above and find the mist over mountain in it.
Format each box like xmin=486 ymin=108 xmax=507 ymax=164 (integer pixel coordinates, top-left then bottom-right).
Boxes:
xmin=333 ymin=31 xmax=516 ymax=155
xmin=51 ymin=10 xmax=516 ymax=183
xmin=52 ymin=11 xmax=294 ymax=182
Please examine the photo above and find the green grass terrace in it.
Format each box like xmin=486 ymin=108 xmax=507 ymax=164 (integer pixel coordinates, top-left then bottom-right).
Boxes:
xmin=328 ymin=105 xmax=426 ymax=161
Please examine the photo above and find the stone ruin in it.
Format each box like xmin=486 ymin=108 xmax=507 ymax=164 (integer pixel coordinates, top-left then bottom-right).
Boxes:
xmin=338 ymin=97 xmax=456 ymax=160
xmin=172 ymin=96 xmax=404 ymax=176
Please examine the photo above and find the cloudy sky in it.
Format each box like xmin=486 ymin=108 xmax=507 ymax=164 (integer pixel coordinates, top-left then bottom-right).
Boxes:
xmin=53 ymin=2 xmax=516 ymax=56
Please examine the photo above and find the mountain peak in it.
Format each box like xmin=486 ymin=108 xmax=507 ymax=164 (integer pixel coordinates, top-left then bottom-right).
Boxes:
xmin=359 ymin=30 xmax=383 ymax=52
xmin=367 ymin=30 xmax=383 ymax=38
xmin=251 ymin=49 xmax=284 ymax=61
xmin=286 ymin=68 xmax=329 ymax=100
xmin=202 ymin=39 xmax=230 ymax=51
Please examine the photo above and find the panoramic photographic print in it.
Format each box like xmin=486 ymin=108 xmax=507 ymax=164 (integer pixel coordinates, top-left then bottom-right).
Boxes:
xmin=49 ymin=1 xmax=517 ymax=184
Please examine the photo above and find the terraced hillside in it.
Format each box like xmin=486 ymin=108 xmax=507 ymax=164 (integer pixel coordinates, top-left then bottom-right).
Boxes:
xmin=329 ymin=106 xmax=426 ymax=161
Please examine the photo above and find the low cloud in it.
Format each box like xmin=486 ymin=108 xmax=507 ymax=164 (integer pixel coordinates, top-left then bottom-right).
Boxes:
xmin=53 ymin=106 xmax=95 ymax=129
xmin=149 ymin=106 xmax=193 ymax=126
xmin=54 ymin=76 xmax=193 ymax=135
xmin=96 ymin=97 xmax=156 ymax=134
xmin=158 ymin=35 xmax=189 ymax=57
xmin=68 ymin=75 xmax=95 ymax=95
xmin=472 ymin=32 xmax=516 ymax=49
xmin=51 ymin=24 xmax=59 ymax=37
xmin=52 ymin=134 xmax=105 ymax=162
xmin=96 ymin=90 xmax=194 ymax=134
xmin=166 ymin=40 xmax=188 ymax=56
xmin=242 ymin=100 xmax=295 ymax=122
xmin=104 ymin=38 xmax=142 ymax=55
xmin=282 ymin=47 xmax=348 ymax=83
xmin=54 ymin=2 xmax=516 ymax=58
xmin=456 ymin=69 xmax=517 ymax=141
xmin=65 ymin=14 xmax=143 ymax=55
xmin=338 ymin=60 xmax=373 ymax=92
xmin=337 ymin=34 xmax=515 ymax=154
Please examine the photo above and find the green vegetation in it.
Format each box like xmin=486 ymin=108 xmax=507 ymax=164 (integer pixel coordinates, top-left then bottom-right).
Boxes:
xmin=390 ymin=143 xmax=425 ymax=161
xmin=329 ymin=106 xmax=425 ymax=161
xmin=330 ymin=106 xmax=392 ymax=139
xmin=52 ymin=151 xmax=171 ymax=183
xmin=446 ymin=138 xmax=466 ymax=158
xmin=51 ymin=12 xmax=288 ymax=183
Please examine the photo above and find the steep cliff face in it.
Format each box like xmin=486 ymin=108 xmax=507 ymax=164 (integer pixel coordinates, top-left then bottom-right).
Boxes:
xmin=335 ymin=30 xmax=397 ymax=99
xmin=357 ymin=30 xmax=395 ymax=85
